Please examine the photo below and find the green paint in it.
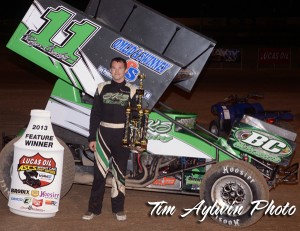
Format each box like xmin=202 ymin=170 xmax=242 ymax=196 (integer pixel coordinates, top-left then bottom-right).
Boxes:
xmin=23 ymin=7 xmax=99 ymax=66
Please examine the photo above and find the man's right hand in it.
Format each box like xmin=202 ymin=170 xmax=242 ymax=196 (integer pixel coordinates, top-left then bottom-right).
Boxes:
xmin=89 ymin=141 xmax=96 ymax=152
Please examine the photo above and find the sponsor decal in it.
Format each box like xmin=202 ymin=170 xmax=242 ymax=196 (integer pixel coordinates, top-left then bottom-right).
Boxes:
xmin=152 ymin=177 xmax=176 ymax=186
xmin=185 ymin=168 xmax=203 ymax=186
xmin=103 ymin=92 xmax=129 ymax=106
xmin=10 ymin=188 xmax=30 ymax=195
xmin=125 ymin=59 xmax=140 ymax=82
xmin=21 ymin=205 xmax=45 ymax=212
xmin=32 ymin=198 xmax=43 ymax=207
xmin=10 ymin=197 xmax=24 ymax=202
xmin=18 ymin=153 xmax=57 ymax=188
xmin=23 ymin=197 xmax=32 ymax=205
xmin=111 ymin=38 xmax=172 ymax=75
xmin=21 ymin=6 xmax=100 ymax=67
xmin=147 ymin=119 xmax=173 ymax=143
xmin=258 ymin=48 xmax=290 ymax=65
xmin=231 ymin=128 xmax=292 ymax=163
xmin=97 ymin=65 xmax=112 ymax=79
xmin=175 ymin=117 xmax=196 ymax=130
xmin=31 ymin=190 xmax=39 ymax=197
xmin=45 ymin=200 xmax=58 ymax=206
xmin=210 ymin=48 xmax=241 ymax=63
xmin=39 ymin=190 xmax=60 ymax=199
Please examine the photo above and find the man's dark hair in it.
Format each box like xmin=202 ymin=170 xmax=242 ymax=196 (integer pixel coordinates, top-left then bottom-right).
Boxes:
xmin=110 ymin=57 xmax=127 ymax=69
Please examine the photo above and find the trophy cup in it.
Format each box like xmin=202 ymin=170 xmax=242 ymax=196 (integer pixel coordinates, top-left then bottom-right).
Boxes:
xmin=122 ymin=74 xmax=150 ymax=151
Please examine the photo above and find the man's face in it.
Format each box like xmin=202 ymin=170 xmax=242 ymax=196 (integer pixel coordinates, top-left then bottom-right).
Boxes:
xmin=110 ymin=61 xmax=127 ymax=83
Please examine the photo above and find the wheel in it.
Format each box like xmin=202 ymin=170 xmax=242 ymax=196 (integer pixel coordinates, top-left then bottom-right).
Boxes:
xmin=200 ymin=159 xmax=269 ymax=228
xmin=209 ymin=120 xmax=220 ymax=136
xmin=0 ymin=136 xmax=75 ymax=199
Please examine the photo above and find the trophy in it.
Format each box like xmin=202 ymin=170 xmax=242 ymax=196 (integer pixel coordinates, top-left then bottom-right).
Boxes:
xmin=122 ymin=107 xmax=131 ymax=147
xmin=122 ymin=74 xmax=150 ymax=151
xmin=136 ymin=74 xmax=145 ymax=110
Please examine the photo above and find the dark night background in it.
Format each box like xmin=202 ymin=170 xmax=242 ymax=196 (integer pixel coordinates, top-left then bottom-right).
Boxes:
xmin=0 ymin=0 xmax=299 ymax=94
xmin=1 ymin=0 xmax=300 ymax=46
xmin=1 ymin=0 xmax=300 ymax=18
xmin=1 ymin=0 xmax=299 ymax=92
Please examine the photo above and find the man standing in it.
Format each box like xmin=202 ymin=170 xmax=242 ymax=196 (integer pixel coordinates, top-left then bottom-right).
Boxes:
xmin=82 ymin=57 xmax=137 ymax=221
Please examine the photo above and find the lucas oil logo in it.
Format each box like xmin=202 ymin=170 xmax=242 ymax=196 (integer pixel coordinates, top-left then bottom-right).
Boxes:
xmin=21 ymin=6 xmax=100 ymax=67
xmin=17 ymin=153 xmax=57 ymax=188
xmin=232 ymin=128 xmax=293 ymax=163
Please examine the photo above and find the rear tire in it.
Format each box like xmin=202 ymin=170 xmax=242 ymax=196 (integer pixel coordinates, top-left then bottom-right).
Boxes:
xmin=0 ymin=136 xmax=75 ymax=199
xmin=200 ymin=159 xmax=269 ymax=228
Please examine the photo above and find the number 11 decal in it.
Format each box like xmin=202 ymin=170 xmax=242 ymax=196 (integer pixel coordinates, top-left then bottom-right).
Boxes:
xmin=22 ymin=6 xmax=100 ymax=66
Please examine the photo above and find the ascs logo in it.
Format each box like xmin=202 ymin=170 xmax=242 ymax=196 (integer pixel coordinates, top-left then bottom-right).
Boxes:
xmin=125 ymin=59 xmax=140 ymax=82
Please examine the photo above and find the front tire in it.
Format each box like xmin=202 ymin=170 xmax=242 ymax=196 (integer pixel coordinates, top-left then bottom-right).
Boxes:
xmin=200 ymin=159 xmax=269 ymax=228
xmin=0 ymin=136 xmax=75 ymax=199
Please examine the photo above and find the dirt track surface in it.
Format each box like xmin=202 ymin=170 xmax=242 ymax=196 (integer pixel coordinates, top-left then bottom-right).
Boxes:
xmin=1 ymin=44 xmax=300 ymax=231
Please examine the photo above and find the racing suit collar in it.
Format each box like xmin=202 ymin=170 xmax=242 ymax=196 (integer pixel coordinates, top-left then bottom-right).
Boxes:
xmin=111 ymin=79 xmax=126 ymax=86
